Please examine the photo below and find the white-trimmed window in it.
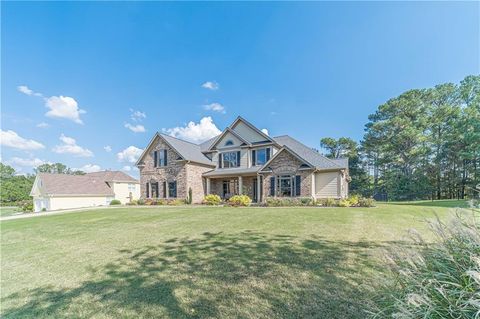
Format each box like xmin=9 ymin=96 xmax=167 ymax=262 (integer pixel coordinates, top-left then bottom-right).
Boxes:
xmin=252 ymin=148 xmax=270 ymax=166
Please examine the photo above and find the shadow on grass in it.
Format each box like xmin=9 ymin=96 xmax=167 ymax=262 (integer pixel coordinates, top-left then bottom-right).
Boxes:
xmin=2 ymin=231 xmax=408 ymax=318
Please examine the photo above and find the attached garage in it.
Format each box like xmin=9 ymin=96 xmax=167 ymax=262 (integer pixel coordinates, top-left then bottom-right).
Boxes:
xmin=315 ymin=170 xmax=348 ymax=199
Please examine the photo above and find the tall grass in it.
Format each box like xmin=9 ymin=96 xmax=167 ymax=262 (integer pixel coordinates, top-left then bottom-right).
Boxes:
xmin=371 ymin=208 xmax=480 ymax=319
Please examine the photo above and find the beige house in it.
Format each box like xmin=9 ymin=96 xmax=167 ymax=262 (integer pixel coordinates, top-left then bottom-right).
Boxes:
xmin=136 ymin=116 xmax=349 ymax=203
xmin=30 ymin=171 xmax=140 ymax=212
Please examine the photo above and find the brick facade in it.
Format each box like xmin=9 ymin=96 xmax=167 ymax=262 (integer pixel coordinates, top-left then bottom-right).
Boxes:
xmin=139 ymin=136 xmax=212 ymax=203
xmin=260 ymin=150 xmax=313 ymax=199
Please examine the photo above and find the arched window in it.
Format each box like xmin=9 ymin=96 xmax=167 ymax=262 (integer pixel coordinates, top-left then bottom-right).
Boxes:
xmin=225 ymin=140 xmax=234 ymax=146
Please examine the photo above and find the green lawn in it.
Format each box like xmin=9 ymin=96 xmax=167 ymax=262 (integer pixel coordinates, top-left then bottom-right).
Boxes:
xmin=0 ymin=206 xmax=21 ymax=218
xmin=0 ymin=202 xmax=471 ymax=318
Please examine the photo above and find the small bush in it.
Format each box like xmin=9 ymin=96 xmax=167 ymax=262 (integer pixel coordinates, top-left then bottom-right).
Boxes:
xmin=298 ymin=197 xmax=314 ymax=206
xmin=358 ymin=197 xmax=375 ymax=207
xmin=228 ymin=195 xmax=252 ymax=207
xmin=20 ymin=200 xmax=33 ymax=212
xmin=109 ymin=199 xmax=121 ymax=205
xmin=370 ymin=212 xmax=480 ymax=318
xmin=137 ymin=198 xmax=145 ymax=205
xmin=203 ymin=194 xmax=222 ymax=205
xmin=338 ymin=199 xmax=351 ymax=207
xmin=41 ymin=207 xmax=47 ymax=212
xmin=126 ymin=200 xmax=138 ymax=206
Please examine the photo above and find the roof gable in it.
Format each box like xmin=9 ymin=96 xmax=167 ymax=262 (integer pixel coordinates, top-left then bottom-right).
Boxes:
xmin=136 ymin=133 xmax=214 ymax=167
xmin=229 ymin=116 xmax=274 ymax=144
xmin=207 ymin=128 xmax=250 ymax=151
xmin=259 ymin=147 xmax=313 ymax=172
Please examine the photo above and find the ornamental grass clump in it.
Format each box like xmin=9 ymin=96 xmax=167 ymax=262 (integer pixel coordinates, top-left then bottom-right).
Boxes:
xmin=370 ymin=211 xmax=480 ymax=319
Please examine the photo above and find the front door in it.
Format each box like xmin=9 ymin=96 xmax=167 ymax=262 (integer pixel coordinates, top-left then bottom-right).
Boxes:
xmin=253 ymin=177 xmax=262 ymax=202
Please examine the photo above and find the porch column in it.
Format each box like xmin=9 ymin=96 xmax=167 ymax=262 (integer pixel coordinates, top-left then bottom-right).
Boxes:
xmin=238 ymin=176 xmax=243 ymax=195
xmin=206 ymin=178 xmax=211 ymax=195
xmin=165 ymin=181 xmax=169 ymax=199
xmin=311 ymin=173 xmax=316 ymax=200
xmin=257 ymin=175 xmax=262 ymax=203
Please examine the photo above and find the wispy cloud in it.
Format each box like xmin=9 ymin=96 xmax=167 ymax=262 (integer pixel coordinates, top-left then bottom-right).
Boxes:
xmin=201 ymin=81 xmax=219 ymax=90
xmin=36 ymin=122 xmax=49 ymax=128
xmin=203 ymin=102 xmax=226 ymax=114
xmin=163 ymin=116 xmax=221 ymax=143
xmin=125 ymin=123 xmax=146 ymax=133
xmin=129 ymin=108 xmax=146 ymax=122
xmin=8 ymin=157 xmax=48 ymax=168
xmin=0 ymin=129 xmax=45 ymax=150
xmin=52 ymin=134 xmax=93 ymax=157
xmin=74 ymin=164 xmax=102 ymax=173
xmin=104 ymin=145 xmax=112 ymax=152
xmin=17 ymin=85 xmax=43 ymax=97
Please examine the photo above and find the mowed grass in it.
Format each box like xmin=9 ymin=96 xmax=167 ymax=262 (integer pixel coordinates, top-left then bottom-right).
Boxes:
xmin=0 ymin=206 xmax=21 ymax=218
xmin=0 ymin=201 xmax=470 ymax=318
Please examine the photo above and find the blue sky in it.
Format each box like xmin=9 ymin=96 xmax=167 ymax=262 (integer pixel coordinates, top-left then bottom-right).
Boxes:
xmin=1 ymin=2 xmax=479 ymax=176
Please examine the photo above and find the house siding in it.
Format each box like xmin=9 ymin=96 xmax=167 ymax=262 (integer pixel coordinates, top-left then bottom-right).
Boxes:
xmin=315 ymin=171 xmax=341 ymax=198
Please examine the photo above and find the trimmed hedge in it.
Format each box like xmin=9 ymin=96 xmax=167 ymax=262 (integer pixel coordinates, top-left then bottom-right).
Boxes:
xmin=203 ymin=194 xmax=222 ymax=205
xmin=228 ymin=195 xmax=252 ymax=207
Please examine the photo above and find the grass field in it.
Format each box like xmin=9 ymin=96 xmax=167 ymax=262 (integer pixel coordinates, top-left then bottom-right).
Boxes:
xmin=0 ymin=201 xmax=472 ymax=318
xmin=0 ymin=206 xmax=21 ymax=218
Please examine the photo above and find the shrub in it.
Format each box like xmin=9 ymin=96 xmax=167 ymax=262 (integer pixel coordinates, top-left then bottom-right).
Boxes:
xmin=358 ymin=197 xmax=375 ymax=207
xmin=298 ymin=197 xmax=314 ymax=206
xmin=137 ymin=198 xmax=145 ymax=205
xmin=318 ymin=198 xmax=337 ymax=207
xmin=186 ymin=187 xmax=193 ymax=204
xmin=126 ymin=200 xmax=138 ymax=206
xmin=203 ymin=194 xmax=221 ymax=205
xmin=338 ymin=199 xmax=351 ymax=207
xmin=19 ymin=200 xmax=33 ymax=212
xmin=370 ymin=213 xmax=480 ymax=319
xmin=109 ymin=199 xmax=121 ymax=205
xmin=228 ymin=195 xmax=252 ymax=207
xmin=348 ymin=194 xmax=360 ymax=207
xmin=41 ymin=207 xmax=47 ymax=212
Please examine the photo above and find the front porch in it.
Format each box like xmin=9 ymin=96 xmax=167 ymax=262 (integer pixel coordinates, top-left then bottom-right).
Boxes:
xmin=205 ymin=175 xmax=263 ymax=203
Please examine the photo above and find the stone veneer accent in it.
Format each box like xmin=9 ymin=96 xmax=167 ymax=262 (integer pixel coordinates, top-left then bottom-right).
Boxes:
xmin=260 ymin=150 xmax=313 ymax=199
xmin=139 ymin=136 xmax=213 ymax=202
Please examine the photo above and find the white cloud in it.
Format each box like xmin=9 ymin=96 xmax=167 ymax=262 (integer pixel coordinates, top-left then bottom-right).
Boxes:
xmin=36 ymin=122 xmax=49 ymax=128
xmin=17 ymin=85 xmax=43 ymax=97
xmin=45 ymin=96 xmax=86 ymax=124
xmin=203 ymin=102 xmax=226 ymax=114
xmin=104 ymin=145 xmax=112 ymax=152
xmin=75 ymin=164 xmax=102 ymax=173
xmin=163 ymin=116 xmax=222 ymax=143
xmin=0 ymin=130 xmax=45 ymax=150
xmin=122 ymin=165 xmax=132 ymax=172
xmin=52 ymin=134 xmax=93 ymax=157
xmin=125 ymin=123 xmax=146 ymax=133
xmin=129 ymin=108 xmax=146 ymax=122
xmin=117 ymin=146 xmax=144 ymax=163
xmin=8 ymin=157 xmax=48 ymax=168
xmin=201 ymin=81 xmax=219 ymax=90
xmin=261 ymin=128 xmax=269 ymax=136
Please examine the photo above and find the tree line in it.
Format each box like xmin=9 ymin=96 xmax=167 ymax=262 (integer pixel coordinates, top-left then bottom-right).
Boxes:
xmin=321 ymin=75 xmax=479 ymax=201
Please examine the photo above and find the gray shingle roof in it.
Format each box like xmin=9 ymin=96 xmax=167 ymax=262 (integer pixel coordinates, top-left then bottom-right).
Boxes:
xmin=160 ymin=133 xmax=215 ymax=166
xmin=272 ymin=135 xmax=343 ymax=170
xmin=38 ymin=173 xmax=115 ymax=196
xmin=199 ymin=135 xmax=220 ymax=152
xmin=85 ymin=171 xmax=138 ymax=183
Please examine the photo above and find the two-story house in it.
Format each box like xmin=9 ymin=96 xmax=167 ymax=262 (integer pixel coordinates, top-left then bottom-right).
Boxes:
xmin=136 ymin=116 xmax=349 ymax=203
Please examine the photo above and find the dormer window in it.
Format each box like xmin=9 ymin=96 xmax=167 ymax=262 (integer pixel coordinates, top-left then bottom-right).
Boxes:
xmin=225 ymin=140 xmax=234 ymax=146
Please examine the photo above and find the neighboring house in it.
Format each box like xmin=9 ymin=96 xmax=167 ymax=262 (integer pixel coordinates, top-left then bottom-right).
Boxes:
xmin=136 ymin=116 xmax=349 ymax=203
xmin=30 ymin=171 xmax=140 ymax=212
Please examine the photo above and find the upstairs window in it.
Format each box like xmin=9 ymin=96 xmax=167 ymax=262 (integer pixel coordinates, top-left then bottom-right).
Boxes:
xmin=219 ymin=151 xmax=241 ymax=168
xmin=154 ymin=149 xmax=168 ymax=167
xmin=252 ymin=148 xmax=270 ymax=166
